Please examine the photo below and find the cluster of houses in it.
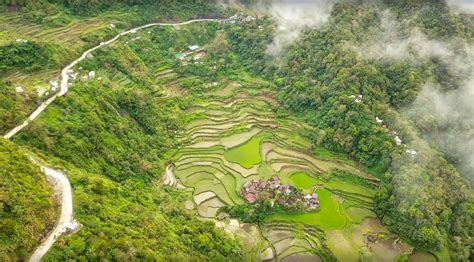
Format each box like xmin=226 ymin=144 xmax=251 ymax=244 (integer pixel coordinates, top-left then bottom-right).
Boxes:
xmin=65 ymin=67 xmax=102 ymax=88
xmin=241 ymin=176 xmax=320 ymax=211
xmin=15 ymin=79 xmax=59 ymax=95
xmin=175 ymin=45 xmax=207 ymax=65
xmin=223 ymin=12 xmax=258 ymax=24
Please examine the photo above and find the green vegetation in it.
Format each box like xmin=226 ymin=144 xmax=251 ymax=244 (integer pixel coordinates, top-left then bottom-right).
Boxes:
xmin=0 ymin=0 xmax=472 ymax=260
xmin=0 ymin=41 xmax=61 ymax=72
xmin=13 ymin=21 xmax=223 ymax=182
xmin=0 ymin=0 xmax=222 ymax=133
xmin=268 ymin=188 xmax=346 ymax=230
xmin=314 ymin=147 xmax=355 ymax=165
xmin=225 ymin=2 xmax=473 ymax=259
xmin=0 ymin=139 xmax=56 ymax=260
xmin=224 ymin=136 xmax=262 ymax=168
xmin=0 ymin=0 xmax=219 ymax=16
xmin=43 ymin=162 xmax=243 ymax=261
xmin=171 ymin=70 xmax=389 ymax=259
xmin=0 ymin=80 xmax=40 ymax=134
xmin=346 ymin=207 xmax=376 ymax=224
xmin=262 ymin=222 xmax=336 ymax=261
xmin=289 ymin=172 xmax=319 ymax=190
xmin=7 ymin=22 xmax=246 ymax=260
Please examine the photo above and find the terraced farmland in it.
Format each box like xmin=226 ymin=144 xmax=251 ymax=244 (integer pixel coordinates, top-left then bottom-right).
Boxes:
xmin=167 ymin=83 xmax=413 ymax=260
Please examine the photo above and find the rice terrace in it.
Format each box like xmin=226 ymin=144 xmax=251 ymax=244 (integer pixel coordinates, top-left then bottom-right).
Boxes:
xmin=1 ymin=1 xmax=472 ymax=261
xmin=166 ymin=79 xmax=416 ymax=261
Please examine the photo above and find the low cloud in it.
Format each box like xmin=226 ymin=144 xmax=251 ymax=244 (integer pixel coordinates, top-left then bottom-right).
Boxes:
xmin=447 ymin=0 xmax=474 ymax=13
xmin=261 ymin=0 xmax=336 ymax=56
xmin=360 ymin=10 xmax=454 ymax=61
xmin=407 ymin=71 xmax=474 ymax=182
xmin=362 ymin=10 xmax=474 ymax=181
xmin=216 ymin=0 xmax=245 ymax=9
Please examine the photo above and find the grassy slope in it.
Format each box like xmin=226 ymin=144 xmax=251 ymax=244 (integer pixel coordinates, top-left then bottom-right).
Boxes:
xmin=40 ymin=158 xmax=243 ymax=261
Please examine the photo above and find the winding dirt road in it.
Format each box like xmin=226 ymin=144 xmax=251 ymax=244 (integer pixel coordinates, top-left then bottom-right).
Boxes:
xmin=29 ymin=164 xmax=75 ymax=262
xmin=3 ymin=18 xmax=222 ymax=140
xmin=0 ymin=18 xmax=223 ymax=261
xmin=163 ymin=164 xmax=177 ymax=187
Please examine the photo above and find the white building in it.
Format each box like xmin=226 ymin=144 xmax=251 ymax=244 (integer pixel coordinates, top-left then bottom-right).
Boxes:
xmin=406 ymin=149 xmax=417 ymax=157
xmin=15 ymin=86 xmax=24 ymax=93
xmin=188 ymin=45 xmax=200 ymax=51
xmin=394 ymin=136 xmax=402 ymax=146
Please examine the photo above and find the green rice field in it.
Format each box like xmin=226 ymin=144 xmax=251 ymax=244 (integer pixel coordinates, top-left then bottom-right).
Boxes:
xmin=224 ymin=136 xmax=262 ymax=168
xmin=268 ymin=188 xmax=346 ymax=230
xmin=289 ymin=172 xmax=320 ymax=190
xmin=166 ymin=77 xmax=412 ymax=260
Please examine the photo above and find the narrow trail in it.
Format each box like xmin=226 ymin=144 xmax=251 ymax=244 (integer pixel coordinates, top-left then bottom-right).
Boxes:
xmin=163 ymin=164 xmax=187 ymax=189
xmin=28 ymin=159 xmax=77 ymax=262
xmin=163 ymin=164 xmax=176 ymax=186
xmin=0 ymin=18 xmax=223 ymax=261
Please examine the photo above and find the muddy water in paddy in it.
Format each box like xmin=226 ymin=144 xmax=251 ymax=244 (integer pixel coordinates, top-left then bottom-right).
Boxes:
xmin=409 ymin=251 xmax=437 ymax=262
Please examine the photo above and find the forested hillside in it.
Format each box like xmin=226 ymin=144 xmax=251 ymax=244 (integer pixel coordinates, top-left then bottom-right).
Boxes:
xmin=0 ymin=0 xmax=215 ymax=13
xmin=0 ymin=0 xmax=472 ymax=261
xmin=0 ymin=139 xmax=56 ymax=260
xmin=0 ymin=0 xmax=221 ymax=134
xmin=224 ymin=1 xmax=473 ymax=260
xmin=7 ymin=21 xmax=245 ymax=260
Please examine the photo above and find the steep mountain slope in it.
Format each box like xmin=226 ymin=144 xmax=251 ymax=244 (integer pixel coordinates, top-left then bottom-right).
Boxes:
xmin=0 ymin=0 xmax=472 ymax=261
xmin=0 ymin=0 xmax=221 ymax=133
xmin=8 ymin=21 xmax=245 ymax=260
xmin=0 ymin=139 xmax=56 ymax=260
xmin=225 ymin=2 xmax=473 ymax=260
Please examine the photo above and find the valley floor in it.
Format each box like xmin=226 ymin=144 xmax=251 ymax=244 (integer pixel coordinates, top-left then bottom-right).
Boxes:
xmin=2 ymin=11 xmax=455 ymax=260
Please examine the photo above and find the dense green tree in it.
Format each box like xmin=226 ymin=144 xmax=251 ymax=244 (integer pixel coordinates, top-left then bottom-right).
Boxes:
xmin=0 ymin=139 xmax=56 ymax=260
xmin=225 ymin=2 xmax=473 ymax=259
xmin=7 ymin=24 xmax=245 ymax=260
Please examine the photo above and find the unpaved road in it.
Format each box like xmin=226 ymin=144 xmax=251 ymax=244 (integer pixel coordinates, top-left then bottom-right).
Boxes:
xmin=163 ymin=164 xmax=176 ymax=186
xmin=3 ymin=18 xmax=222 ymax=140
xmin=163 ymin=164 xmax=186 ymax=189
xmin=29 ymin=164 xmax=75 ymax=262
xmin=2 ymin=18 xmax=223 ymax=261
